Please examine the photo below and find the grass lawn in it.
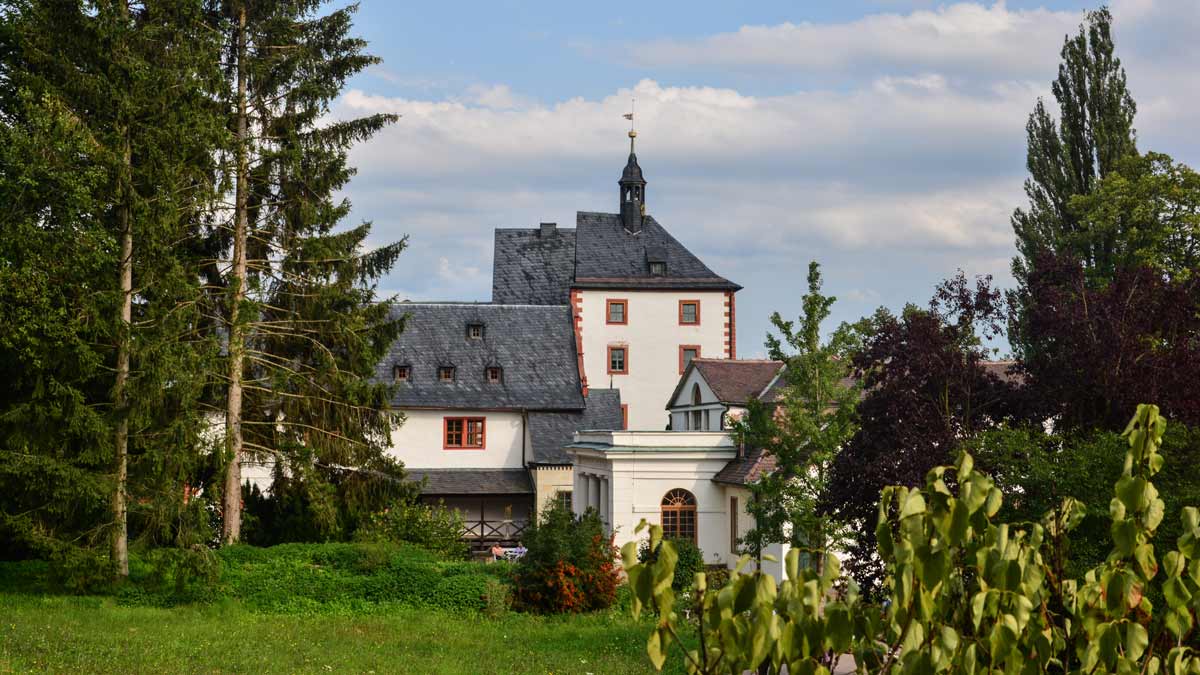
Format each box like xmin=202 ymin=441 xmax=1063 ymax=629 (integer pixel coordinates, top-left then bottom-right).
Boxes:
xmin=0 ymin=594 xmax=686 ymax=675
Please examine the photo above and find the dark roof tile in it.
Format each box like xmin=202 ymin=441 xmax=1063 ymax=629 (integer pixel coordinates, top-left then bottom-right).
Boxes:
xmin=528 ymin=389 xmax=623 ymax=465
xmin=491 ymin=227 xmax=576 ymax=305
xmin=380 ymin=303 xmax=584 ymax=410
xmin=574 ymin=212 xmax=740 ymax=290
xmin=409 ymin=468 xmax=533 ymax=495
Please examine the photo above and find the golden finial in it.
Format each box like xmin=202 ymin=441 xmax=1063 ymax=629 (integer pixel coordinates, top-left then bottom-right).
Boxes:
xmin=623 ymin=97 xmax=637 ymax=153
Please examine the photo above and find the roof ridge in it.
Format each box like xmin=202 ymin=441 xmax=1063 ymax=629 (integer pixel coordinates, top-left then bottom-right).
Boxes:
xmin=694 ymin=358 xmax=782 ymax=364
xmin=395 ymin=301 xmax=569 ymax=308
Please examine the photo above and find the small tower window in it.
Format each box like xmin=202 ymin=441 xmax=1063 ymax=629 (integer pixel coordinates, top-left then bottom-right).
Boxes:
xmin=466 ymin=323 xmax=485 ymax=340
xmin=393 ymin=364 xmax=410 ymax=382
xmin=649 ymin=262 xmax=666 ymax=277
xmin=486 ymin=366 xmax=502 ymax=384
xmin=438 ymin=366 xmax=456 ymax=382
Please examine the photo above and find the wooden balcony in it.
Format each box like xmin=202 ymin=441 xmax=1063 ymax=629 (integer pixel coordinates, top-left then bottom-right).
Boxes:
xmin=462 ymin=518 xmax=530 ymax=545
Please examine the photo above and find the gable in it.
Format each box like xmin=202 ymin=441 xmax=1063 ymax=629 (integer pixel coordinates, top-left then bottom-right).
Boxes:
xmin=666 ymin=366 xmax=718 ymax=410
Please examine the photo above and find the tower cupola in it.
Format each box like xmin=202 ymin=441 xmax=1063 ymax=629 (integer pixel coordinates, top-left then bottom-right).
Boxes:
xmin=618 ymin=130 xmax=646 ymax=233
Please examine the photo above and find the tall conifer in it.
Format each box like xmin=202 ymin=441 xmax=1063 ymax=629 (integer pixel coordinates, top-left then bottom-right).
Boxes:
xmin=0 ymin=0 xmax=224 ymax=575
xmin=211 ymin=0 xmax=405 ymax=542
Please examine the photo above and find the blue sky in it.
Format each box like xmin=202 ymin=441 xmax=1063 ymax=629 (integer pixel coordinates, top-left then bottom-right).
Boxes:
xmin=331 ymin=0 xmax=1200 ymax=357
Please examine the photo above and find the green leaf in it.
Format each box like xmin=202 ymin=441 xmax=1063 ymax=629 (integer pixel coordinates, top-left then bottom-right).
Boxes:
xmin=1126 ymin=622 xmax=1149 ymax=662
xmin=900 ymin=490 xmax=927 ymax=519
xmin=647 ymin=627 xmax=666 ymax=670
xmin=1135 ymin=544 xmax=1159 ymax=580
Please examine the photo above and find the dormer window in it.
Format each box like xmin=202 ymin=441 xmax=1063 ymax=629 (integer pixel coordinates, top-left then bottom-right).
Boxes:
xmin=486 ymin=366 xmax=502 ymax=384
xmin=466 ymin=323 xmax=485 ymax=340
xmin=393 ymin=364 xmax=410 ymax=382
xmin=649 ymin=261 xmax=666 ymax=277
xmin=438 ymin=366 xmax=456 ymax=382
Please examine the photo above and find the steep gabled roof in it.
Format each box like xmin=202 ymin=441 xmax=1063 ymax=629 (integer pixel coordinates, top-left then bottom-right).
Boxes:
xmin=668 ymin=359 xmax=785 ymax=408
xmin=491 ymin=226 xmax=577 ymax=305
xmin=378 ymin=302 xmax=585 ymax=411
xmin=573 ymin=212 xmax=741 ymax=291
xmin=527 ymin=389 xmax=623 ymax=466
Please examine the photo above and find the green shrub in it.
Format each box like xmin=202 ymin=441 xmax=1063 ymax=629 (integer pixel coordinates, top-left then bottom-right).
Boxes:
xmin=354 ymin=499 xmax=468 ymax=560
xmin=626 ymin=404 xmax=1200 ymax=674
xmin=638 ymin=537 xmax=703 ymax=590
xmin=512 ymin=502 xmax=620 ymax=614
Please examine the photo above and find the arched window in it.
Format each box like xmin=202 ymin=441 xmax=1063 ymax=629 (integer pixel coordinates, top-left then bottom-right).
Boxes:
xmin=660 ymin=489 xmax=697 ymax=543
xmin=691 ymin=383 xmax=702 ymax=406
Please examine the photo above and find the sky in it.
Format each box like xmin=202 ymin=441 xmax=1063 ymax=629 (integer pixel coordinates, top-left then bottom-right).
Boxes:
xmin=329 ymin=0 xmax=1200 ymax=358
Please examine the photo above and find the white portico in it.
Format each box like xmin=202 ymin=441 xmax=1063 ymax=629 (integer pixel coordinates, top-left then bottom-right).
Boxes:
xmin=567 ymin=430 xmax=743 ymax=568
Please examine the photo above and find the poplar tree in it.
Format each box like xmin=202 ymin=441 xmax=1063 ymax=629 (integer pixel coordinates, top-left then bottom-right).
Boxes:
xmin=1011 ymin=6 xmax=1137 ymax=283
xmin=211 ymin=0 xmax=406 ymax=543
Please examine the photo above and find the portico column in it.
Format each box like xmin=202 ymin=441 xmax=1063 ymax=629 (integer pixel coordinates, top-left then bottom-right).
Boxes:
xmin=598 ymin=477 xmax=609 ymax=529
xmin=578 ymin=472 xmax=589 ymax=516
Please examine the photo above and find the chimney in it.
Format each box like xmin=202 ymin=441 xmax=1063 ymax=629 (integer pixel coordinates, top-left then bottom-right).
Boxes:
xmin=539 ymin=222 xmax=556 ymax=237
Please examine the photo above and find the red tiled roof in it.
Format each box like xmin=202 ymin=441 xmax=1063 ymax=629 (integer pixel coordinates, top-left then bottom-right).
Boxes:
xmin=691 ymin=359 xmax=784 ymax=405
xmin=712 ymin=447 xmax=777 ymax=486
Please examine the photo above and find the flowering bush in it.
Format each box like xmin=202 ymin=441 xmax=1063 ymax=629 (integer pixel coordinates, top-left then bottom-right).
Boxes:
xmin=512 ymin=502 xmax=619 ymax=613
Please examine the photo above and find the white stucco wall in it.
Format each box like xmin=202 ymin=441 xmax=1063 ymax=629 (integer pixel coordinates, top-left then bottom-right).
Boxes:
xmin=385 ymin=409 xmax=529 ymax=469
xmin=578 ymin=290 xmax=729 ymax=431
xmin=667 ymin=367 xmax=727 ymax=431
xmin=571 ymin=432 xmax=741 ymax=568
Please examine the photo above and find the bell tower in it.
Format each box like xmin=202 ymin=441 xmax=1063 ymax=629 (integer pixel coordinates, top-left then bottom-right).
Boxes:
xmin=618 ymin=129 xmax=646 ymax=234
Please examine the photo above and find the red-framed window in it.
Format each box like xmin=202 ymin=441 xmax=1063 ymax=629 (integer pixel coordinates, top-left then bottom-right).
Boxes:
xmin=393 ymin=364 xmax=410 ymax=382
xmin=678 ymin=300 xmax=700 ymax=325
xmin=679 ymin=345 xmax=700 ymax=374
xmin=620 ymin=404 xmax=629 ymax=430
xmin=438 ymin=366 xmax=455 ymax=382
xmin=608 ymin=345 xmax=628 ymax=374
xmin=606 ymin=299 xmax=628 ymax=325
xmin=443 ymin=417 xmax=485 ymax=449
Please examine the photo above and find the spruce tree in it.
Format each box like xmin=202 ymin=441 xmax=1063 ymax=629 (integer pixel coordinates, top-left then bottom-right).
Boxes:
xmin=210 ymin=0 xmax=405 ymax=543
xmin=0 ymin=0 xmax=224 ymax=575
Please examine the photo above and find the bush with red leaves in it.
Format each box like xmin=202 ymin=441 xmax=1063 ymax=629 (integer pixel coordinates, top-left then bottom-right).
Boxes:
xmin=512 ymin=502 xmax=619 ymax=613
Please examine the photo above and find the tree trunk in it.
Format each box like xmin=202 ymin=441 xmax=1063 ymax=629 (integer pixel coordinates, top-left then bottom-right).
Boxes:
xmin=222 ymin=4 xmax=249 ymax=545
xmin=112 ymin=134 xmax=132 ymax=577
xmin=111 ymin=0 xmax=133 ymax=580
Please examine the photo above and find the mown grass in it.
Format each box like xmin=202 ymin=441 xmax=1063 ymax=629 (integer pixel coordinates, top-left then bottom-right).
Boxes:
xmin=0 ymin=593 xmax=686 ymax=674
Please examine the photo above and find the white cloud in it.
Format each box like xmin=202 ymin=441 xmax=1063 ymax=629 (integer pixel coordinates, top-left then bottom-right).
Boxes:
xmin=625 ymin=2 xmax=1079 ymax=80
xmin=338 ymin=0 xmax=1200 ymax=346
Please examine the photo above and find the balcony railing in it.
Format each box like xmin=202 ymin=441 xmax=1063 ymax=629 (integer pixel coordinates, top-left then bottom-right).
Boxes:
xmin=462 ymin=518 xmax=529 ymax=543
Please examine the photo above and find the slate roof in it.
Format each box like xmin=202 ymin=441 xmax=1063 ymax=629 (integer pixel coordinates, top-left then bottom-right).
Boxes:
xmin=528 ymin=389 xmax=623 ymax=466
xmin=712 ymin=447 xmax=777 ymax=487
xmin=491 ymin=226 xmax=577 ymax=305
xmin=379 ymin=303 xmax=585 ymax=411
xmin=573 ymin=212 xmax=741 ymax=291
xmin=491 ymin=212 xmax=741 ymax=304
xmin=408 ymin=468 xmax=533 ymax=495
xmin=669 ymin=359 xmax=785 ymax=408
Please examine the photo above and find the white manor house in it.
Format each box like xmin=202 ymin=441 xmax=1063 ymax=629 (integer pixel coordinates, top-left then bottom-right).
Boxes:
xmin=365 ymin=133 xmax=789 ymax=570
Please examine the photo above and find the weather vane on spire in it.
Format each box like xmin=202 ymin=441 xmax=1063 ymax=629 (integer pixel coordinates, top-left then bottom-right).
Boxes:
xmin=622 ymin=97 xmax=636 ymax=153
